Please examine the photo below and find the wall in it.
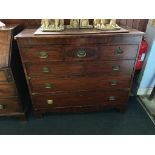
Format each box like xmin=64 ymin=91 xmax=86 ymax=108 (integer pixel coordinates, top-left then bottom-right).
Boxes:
xmin=138 ymin=19 xmax=155 ymax=95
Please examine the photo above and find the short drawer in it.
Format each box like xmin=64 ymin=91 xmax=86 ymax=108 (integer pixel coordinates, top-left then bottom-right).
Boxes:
xmin=65 ymin=46 xmax=98 ymax=61
xmin=100 ymin=45 xmax=139 ymax=60
xmin=25 ymin=60 xmax=135 ymax=77
xmin=21 ymin=46 xmax=63 ymax=62
xmin=0 ymin=69 xmax=14 ymax=82
xmin=0 ymin=70 xmax=6 ymax=82
xmin=0 ymin=83 xmax=17 ymax=97
xmin=29 ymin=75 xmax=131 ymax=93
xmin=32 ymin=91 xmax=129 ymax=109
xmin=0 ymin=97 xmax=21 ymax=114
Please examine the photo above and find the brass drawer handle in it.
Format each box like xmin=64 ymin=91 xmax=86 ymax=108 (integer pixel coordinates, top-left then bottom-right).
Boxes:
xmin=0 ymin=104 xmax=5 ymax=110
xmin=114 ymin=47 xmax=124 ymax=55
xmin=45 ymin=83 xmax=53 ymax=89
xmin=110 ymin=80 xmax=117 ymax=86
xmin=108 ymin=96 xmax=116 ymax=101
xmin=112 ymin=65 xmax=120 ymax=71
xmin=47 ymin=99 xmax=53 ymax=105
xmin=39 ymin=51 xmax=48 ymax=59
xmin=42 ymin=67 xmax=50 ymax=73
xmin=77 ymin=49 xmax=87 ymax=58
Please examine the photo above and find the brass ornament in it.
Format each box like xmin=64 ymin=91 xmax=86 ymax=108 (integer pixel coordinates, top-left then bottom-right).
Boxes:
xmin=93 ymin=19 xmax=120 ymax=30
xmin=40 ymin=19 xmax=121 ymax=32
xmin=41 ymin=19 xmax=64 ymax=32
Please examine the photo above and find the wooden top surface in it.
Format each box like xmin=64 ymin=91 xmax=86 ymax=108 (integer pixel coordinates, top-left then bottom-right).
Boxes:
xmin=15 ymin=27 xmax=144 ymax=39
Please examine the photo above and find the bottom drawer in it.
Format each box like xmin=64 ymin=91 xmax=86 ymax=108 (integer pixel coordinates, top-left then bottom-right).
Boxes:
xmin=0 ymin=83 xmax=17 ymax=97
xmin=0 ymin=97 xmax=21 ymax=114
xmin=32 ymin=91 xmax=129 ymax=109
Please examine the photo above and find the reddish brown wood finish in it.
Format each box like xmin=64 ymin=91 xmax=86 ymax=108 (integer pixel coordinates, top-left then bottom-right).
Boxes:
xmin=100 ymin=45 xmax=139 ymax=60
xmin=21 ymin=46 xmax=64 ymax=62
xmin=25 ymin=60 xmax=135 ymax=77
xmin=29 ymin=75 xmax=131 ymax=93
xmin=16 ymin=28 xmax=144 ymax=116
xmin=32 ymin=90 xmax=129 ymax=109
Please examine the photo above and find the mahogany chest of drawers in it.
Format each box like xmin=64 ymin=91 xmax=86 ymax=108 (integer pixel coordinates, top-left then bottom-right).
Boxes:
xmin=16 ymin=28 xmax=144 ymax=117
xmin=0 ymin=25 xmax=29 ymax=119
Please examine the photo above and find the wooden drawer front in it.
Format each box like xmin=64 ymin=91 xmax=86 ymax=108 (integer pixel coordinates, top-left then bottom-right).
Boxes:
xmin=0 ymin=70 xmax=7 ymax=82
xmin=0 ymin=97 xmax=21 ymax=114
xmin=0 ymin=83 xmax=17 ymax=97
xmin=83 ymin=60 xmax=135 ymax=75
xmin=65 ymin=46 xmax=98 ymax=61
xmin=0 ymin=69 xmax=14 ymax=82
xmin=100 ymin=45 xmax=138 ymax=60
xmin=26 ymin=60 xmax=135 ymax=77
xmin=30 ymin=75 xmax=131 ymax=93
xmin=21 ymin=46 xmax=63 ymax=62
xmin=0 ymin=30 xmax=12 ymax=67
xmin=32 ymin=91 xmax=129 ymax=109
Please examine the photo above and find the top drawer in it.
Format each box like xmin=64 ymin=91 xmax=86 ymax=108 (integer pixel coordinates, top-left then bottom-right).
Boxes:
xmin=21 ymin=46 xmax=63 ymax=62
xmin=100 ymin=45 xmax=139 ymax=60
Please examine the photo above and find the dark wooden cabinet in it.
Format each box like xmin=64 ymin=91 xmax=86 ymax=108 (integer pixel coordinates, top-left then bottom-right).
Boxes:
xmin=16 ymin=28 xmax=144 ymax=117
xmin=0 ymin=25 xmax=29 ymax=119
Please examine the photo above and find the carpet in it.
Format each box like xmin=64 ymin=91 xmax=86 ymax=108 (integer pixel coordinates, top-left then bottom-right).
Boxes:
xmin=0 ymin=96 xmax=155 ymax=135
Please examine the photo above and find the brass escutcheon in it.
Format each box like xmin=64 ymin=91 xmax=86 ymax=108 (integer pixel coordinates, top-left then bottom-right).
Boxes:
xmin=77 ymin=49 xmax=87 ymax=58
xmin=112 ymin=65 xmax=120 ymax=71
xmin=110 ymin=80 xmax=117 ymax=86
xmin=108 ymin=96 xmax=116 ymax=101
xmin=45 ymin=83 xmax=53 ymax=89
xmin=114 ymin=47 xmax=123 ymax=55
xmin=39 ymin=51 xmax=48 ymax=59
xmin=42 ymin=67 xmax=49 ymax=73
xmin=47 ymin=100 xmax=53 ymax=105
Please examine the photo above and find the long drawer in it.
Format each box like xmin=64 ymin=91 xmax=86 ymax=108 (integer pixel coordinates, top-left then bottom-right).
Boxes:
xmin=0 ymin=83 xmax=17 ymax=97
xmin=29 ymin=75 xmax=131 ymax=93
xmin=25 ymin=60 xmax=135 ymax=77
xmin=0 ymin=97 xmax=21 ymax=114
xmin=32 ymin=91 xmax=129 ymax=109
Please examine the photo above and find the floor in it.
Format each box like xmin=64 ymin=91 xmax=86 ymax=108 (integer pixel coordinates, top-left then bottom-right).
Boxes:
xmin=0 ymin=96 xmax=155 ymax=135
xmin=138 ymin=96 xmax=155 ymax=124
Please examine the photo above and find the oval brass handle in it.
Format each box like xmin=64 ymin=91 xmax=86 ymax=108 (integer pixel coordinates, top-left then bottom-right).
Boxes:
xmin=42 ymin=67 xmax=50 ymax=73
xmin=112 ymin=65 xmax=120 ymax=71
xmin=108 ymin=96 xmax=116 ymax=101
xmin=0 ymin=104 xmax=5 ymax=110
xmin=47 ymin=99 xmax=53 ymax=105
xmin=110 ymin=80 xmax=117 ymax=86
xmin=114 ymin=47 xmax=123 ymax=55
xmin=77 ymin=49 xmax=87 ymax=58
xmin=39 ymin=51 xmax=48 ymax=59
xmin=45 ymin=83 xmax=53 ymax=89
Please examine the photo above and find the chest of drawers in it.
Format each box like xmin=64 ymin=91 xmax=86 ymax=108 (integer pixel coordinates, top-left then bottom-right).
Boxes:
xmin=16 ymin=29 xmax=144 ymax=117
xmin=0 ymin=25 xmax=29 ymax=120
